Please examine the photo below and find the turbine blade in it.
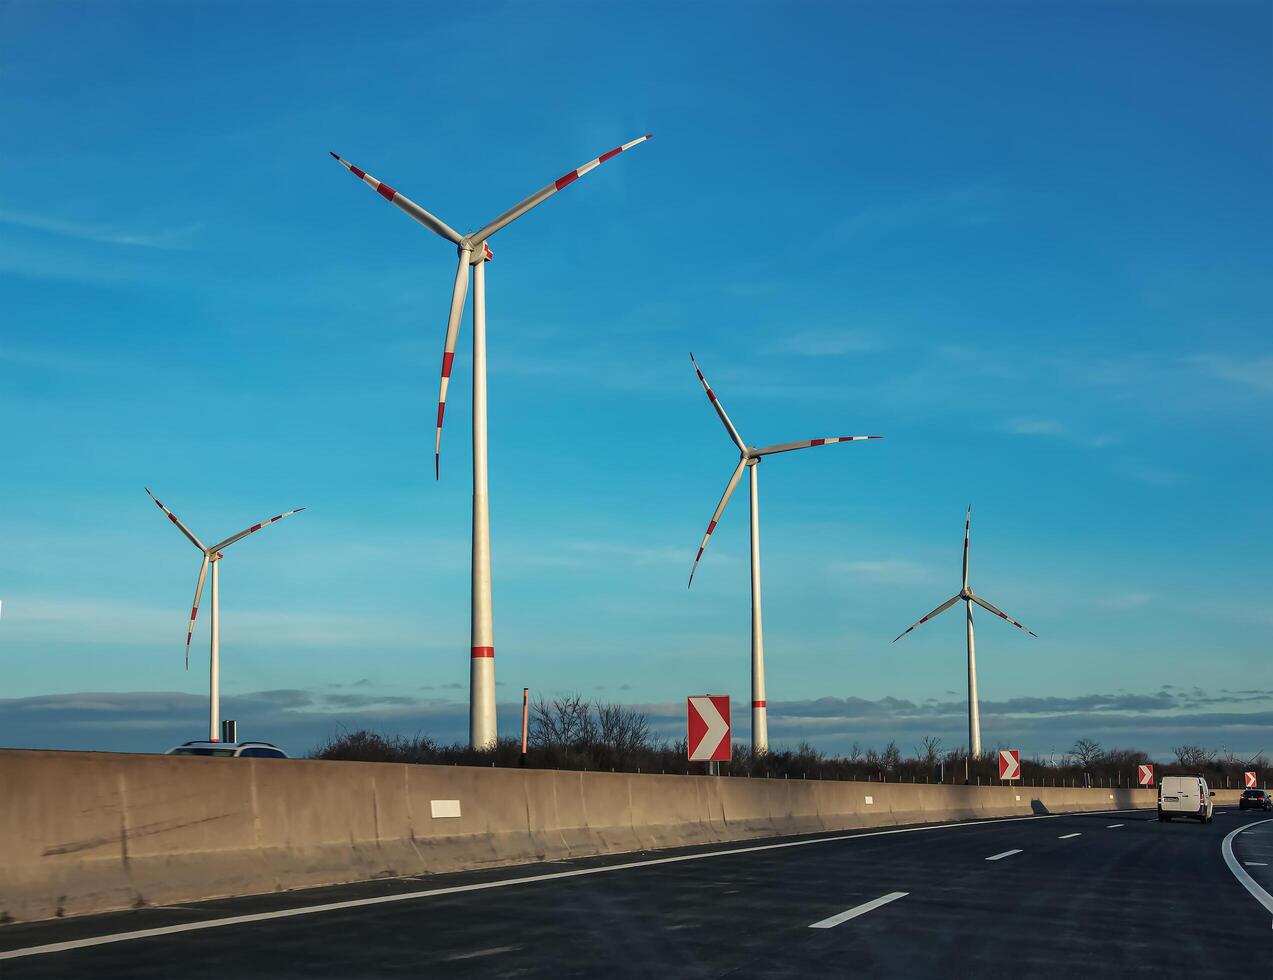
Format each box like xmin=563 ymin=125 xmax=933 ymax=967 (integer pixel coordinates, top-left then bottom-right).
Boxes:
xmin=209 ymin=507 xmax=305 ymax=554
xmin=753 ymin=435 xmax=882 ymax=457
xmin=962 ymin=504 xmax=971 ymax=590
xmin=469 ymin=134 xmax=653 ymax=246
xmin=971 ymin=594 xmax=1036 ymax=637
xmin=435 ymin=251 xmax=472 ymax=478
xmin=688 ymin=459 xmax=747 ymax=588
xmin=892 ymin=595 xmax=961 ymax=643
xmin=186 ymin=555 xmax=209 ymax=669
xmin=145 ymin=488 xmax=205 ymax=551
xmin=689 ymin=354 xmax=746 ymax=452
xmin=329 ymin=152 xmax=463 ymax=245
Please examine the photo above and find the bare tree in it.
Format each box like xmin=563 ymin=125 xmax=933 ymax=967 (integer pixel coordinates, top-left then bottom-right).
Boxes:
xmin=596 ymin=702 xmax=651 ymax=755
xmin=529 ymin=694 xmax=597 ymax=750
xmin=1173 ymin=744 xmax=1215 ymax=767
xmin=917 ymin=735 xmax=943 ymax=766
xmin=846 ymin=741 xmax=863 ymax=764
xmin=881 ymin=740 xmax=902 ymax=772
xmin=1070 ymin=738 xmax=1104 ymax=769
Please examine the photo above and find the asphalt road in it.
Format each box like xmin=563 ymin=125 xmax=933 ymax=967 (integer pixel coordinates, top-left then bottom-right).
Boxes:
xmin=2 ymin=807 xmax=1269 ymax=978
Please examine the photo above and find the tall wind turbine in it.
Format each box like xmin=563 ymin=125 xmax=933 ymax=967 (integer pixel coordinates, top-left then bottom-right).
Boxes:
xmin=330 ymin=135 xmax=651 ymax=748
xmin=146 ymin=489 xmax=304 ymax=742
xmin=686 ymin=355 xmax=881 ymax=753
xmin=892 ymin=506 xmax=1035 ymax=758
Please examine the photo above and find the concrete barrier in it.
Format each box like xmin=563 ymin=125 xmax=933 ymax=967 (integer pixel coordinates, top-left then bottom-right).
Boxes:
xmin=0 ymin=749 xmax=1155 ymax=923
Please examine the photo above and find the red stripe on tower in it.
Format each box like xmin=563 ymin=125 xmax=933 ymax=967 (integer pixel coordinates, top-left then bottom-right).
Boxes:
xmin=707 ymin=520 xmax=717 ymax=534
xmin=554 ymin=171 xmax=580 ymax=191
xmin=598 ymin=146 xmax=622 ymax=163
xmin=377 ymin=183 xmax=396 ymax=201
xmin=441 ymin=352 xmax=455 ymax=378
xmin=436 ymin=402 xmax=446 ymax=427
xmin=471 ymin=647 xmax=495 ymax=659
xmin=811 ymin=439 xmax=826 ymax=446
xmin=752 ymin=700 xmax=766 ymax=708
xmin=350 ymin=165 xmax=366 ymax=180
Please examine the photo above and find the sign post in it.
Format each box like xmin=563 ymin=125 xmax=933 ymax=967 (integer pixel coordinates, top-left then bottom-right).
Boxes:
xmin=998 ymin=749 xmax=1020 ymax=783
xmin=1138 ymin=763 xmax=1154 ymax=787
xmin=688 ymin=696 xmax=731 ymax=770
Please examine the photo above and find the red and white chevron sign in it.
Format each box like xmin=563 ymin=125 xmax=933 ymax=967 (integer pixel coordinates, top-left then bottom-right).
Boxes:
xmin=687 ymin=695 xmax=731 ymax=762
xmin=1138 ymin=764 xmax=1154 ymax=787
xmin=1246 ymin=771 xmax=1258 ymax=789
xmin=998 ymin=749 xmax=1020 ymax=780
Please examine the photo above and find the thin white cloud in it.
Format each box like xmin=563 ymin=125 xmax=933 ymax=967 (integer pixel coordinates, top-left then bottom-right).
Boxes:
xmin=772 ymin=328 xmax=884 ymax=357
xmin=1001 ymin=417 xmax=1116 ymax=449
xmin=834 ymin=186 xmax=1008 ymax=242
xmin=1188 ymin=354 xmax=1273 ymax=395
xmin=0 ymin=207 xmax=200 ymax=250
xmin=834 ymin=558 xmax=934 ymax=586
xmin=1095 ymin=591 xmax=1153 ymax=612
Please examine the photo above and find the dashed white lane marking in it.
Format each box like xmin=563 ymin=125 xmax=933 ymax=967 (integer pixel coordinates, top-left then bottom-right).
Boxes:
xmin=1245 ymin=862 xmax=1268 ymax=867
xmin=809 ymin=892 xmax=908 ymax=929
xmin=441 ymin=945 xmax=520 ymax=962
xmin=1221 ymin=819 xmax=1273 ymax=915
xmin=1058 ymin=833 xmax=1082 ymax=839
xmin=0 ymin=807 xmax=1150 ymax=962
xmin=985 ymin=849 xmax=1023 ymax=861
xmin=1106 ymin=824 xmax=1124 ymax=828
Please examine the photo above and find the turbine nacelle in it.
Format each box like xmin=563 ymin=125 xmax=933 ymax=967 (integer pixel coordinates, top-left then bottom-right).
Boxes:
xmin=461 ymin=241 xmax=495 ymax=264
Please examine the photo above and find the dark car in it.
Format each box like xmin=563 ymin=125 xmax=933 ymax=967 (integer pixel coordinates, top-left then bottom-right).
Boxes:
xmin=1239 ymin=789 xmax=1272 ymax=811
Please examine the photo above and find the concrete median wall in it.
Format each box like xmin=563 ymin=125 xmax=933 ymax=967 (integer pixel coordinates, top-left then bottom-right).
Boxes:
xmin=0 ymin=749 xmax=1155 ymax=923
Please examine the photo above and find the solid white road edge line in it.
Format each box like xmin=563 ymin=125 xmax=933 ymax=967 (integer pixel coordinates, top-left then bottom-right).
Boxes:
xmin=0 ymin=807 xmax=1149 ymax=962
xmin=1221 ymin=818 xmax=1273 ymax=915
xmin=1058 ymin=833 xmax=1082 ymax=839
xmin=809 ymin=892 xmax=908 ymax=929
xmin=985 ymin=849 xmax=1023 ymax=861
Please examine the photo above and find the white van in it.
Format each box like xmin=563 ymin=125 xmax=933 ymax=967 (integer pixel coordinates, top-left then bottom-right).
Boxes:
xmin=1158 ymin=775 xmax=1214 ymax=823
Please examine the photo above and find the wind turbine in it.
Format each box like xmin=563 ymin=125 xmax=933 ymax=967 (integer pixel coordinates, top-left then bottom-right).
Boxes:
xmin=686 ymin=354 xmax=881 ymax=753
xmin=330 ymin=135 xmax=652 ymax=748
xmin=145 ymin=489 xmax=304 ymax=742
xmin=892 ymin=506 xmax=1035 ymax=758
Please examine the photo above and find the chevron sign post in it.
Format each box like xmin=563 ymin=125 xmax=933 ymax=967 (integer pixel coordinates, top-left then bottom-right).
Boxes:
xmin=998 ymin=749 xmax=1020 ymax=781
xmin=1138 ymin=764 xmax=1154 ymax=787
xmin=1246 ymin=771 xmax=1258 ymax=789
xmin=688 ymin=696 xmax=731 ymax=762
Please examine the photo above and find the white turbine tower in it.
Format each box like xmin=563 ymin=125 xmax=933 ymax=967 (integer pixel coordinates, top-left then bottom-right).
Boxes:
xmin=892 ymin=506 xmax=1035 ymax=758
xmin=145 ymin=489 xmax=304 ymax=742
xmin=686 ymin=355 xmax=881 ymax=754
xmin=330 ymin=135 xmax=652 ymax=749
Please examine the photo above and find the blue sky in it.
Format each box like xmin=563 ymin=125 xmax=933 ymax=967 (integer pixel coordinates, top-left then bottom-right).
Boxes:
xmin=0 ymin=1 xmax=1269 ymax=760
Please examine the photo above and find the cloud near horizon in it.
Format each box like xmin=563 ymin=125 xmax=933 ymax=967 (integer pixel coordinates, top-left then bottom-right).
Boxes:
xmin=2 ymin=686 xmax=1268 ymax=763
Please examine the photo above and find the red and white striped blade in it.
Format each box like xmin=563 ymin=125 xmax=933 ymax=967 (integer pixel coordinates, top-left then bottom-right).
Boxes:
xmin=209 ymin=507 xmax=305 ymax=554
xmin=688 ymin=459 xmax=747 ymax=588
xmin=145 ymin=488 xmax=205 ymax=552
xmin=469 ymin=134 xmax=653 ymax=246
xmin=753 ymin=435 xmax=882 ymax=457
xmin=962 ymin=504 xmax=971 ymax=590
xmin=971 ymin=594 xmax=1036 ymax=637
xmin=329 ymin=152 xmax=463 ymax=245
xmin=689 ymin=354 xmax=746 ymax=452
xmin=893 ymin=594 xmax=961 ymax=643
xmin=186 ymin=555 xmax=209 ymax=669
xmin=435 ymin=252 xmax=472 ymax=478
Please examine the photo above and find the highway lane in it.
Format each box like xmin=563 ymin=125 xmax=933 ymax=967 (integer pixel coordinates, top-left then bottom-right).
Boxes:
xmin=2 ymin=807 xmax=1268 ymax=978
